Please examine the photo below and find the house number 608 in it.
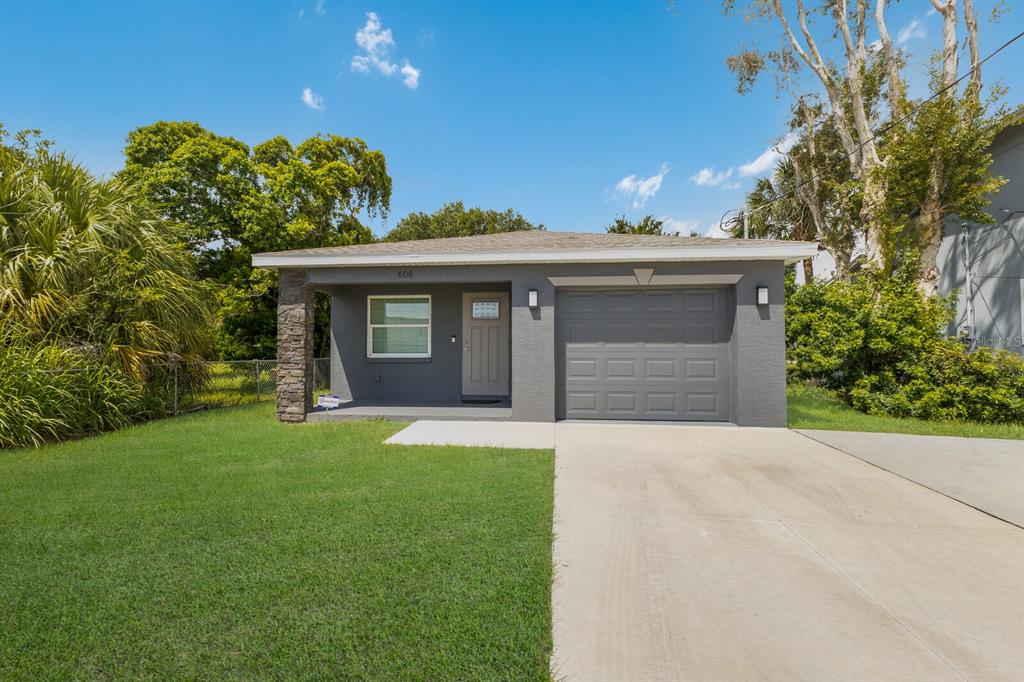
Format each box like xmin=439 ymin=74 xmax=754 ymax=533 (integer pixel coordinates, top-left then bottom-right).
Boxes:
xmin=397 ymin=270 xmax=414 ymax=278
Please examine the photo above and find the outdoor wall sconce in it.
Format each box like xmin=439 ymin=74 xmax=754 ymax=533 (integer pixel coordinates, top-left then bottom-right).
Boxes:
xmin=757 ymin=286 xmax=769 ymax=306
xmin=528 ymin=289 xmax=539 ymax=308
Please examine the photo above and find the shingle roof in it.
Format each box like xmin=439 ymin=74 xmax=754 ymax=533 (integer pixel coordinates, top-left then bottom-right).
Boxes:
xmin=255 ymin=230 xmax=809 ymax=257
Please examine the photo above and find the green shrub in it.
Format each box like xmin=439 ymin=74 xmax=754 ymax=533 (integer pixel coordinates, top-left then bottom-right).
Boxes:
xmin=0 ymin=328 xmax=147 ymax=448
xmin=787 ymin=269 xmax=953 ymax=390
xmin=787 ymin=268 xmax=1023 ymax=425
xmin=850 ymin=344 xmax=1024 ymax=423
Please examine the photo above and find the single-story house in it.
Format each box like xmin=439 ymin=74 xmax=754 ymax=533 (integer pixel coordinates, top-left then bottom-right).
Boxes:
xmin=252 ymin=231 xmax=817 ymax=426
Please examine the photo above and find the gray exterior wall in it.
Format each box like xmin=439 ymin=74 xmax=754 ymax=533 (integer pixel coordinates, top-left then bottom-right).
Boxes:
xmin=938 ymin=121 xmax=1024 ymax=354
xmin=315 ymin=259 xmax=787 ymax=426
xmin=731 ymin=261 xmax=788 ymax=427
xmin=328 ymin=282 xmax=508 ymax=405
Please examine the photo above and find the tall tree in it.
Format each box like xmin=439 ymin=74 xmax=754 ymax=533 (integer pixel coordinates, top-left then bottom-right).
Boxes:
xmin=384 ymin=201 xmax=542 ymax=241
xmin=605 ymin=215 xmax=667 ymax=235
xmin=720 ymin=0 xmax=1005 ymax=291
xmin=121 ymin=122 xmax=391 ymax=358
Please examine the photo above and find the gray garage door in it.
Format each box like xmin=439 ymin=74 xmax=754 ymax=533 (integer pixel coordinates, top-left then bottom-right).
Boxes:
xmin=557 ymin=288 xmax=732 ymax=421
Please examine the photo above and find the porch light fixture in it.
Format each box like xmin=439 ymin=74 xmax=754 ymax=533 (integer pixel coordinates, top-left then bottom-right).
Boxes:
xmin=757 ymin=286 xmax=769 ymax=306
xmin=528 ymin=289 xmax=539 ymax=308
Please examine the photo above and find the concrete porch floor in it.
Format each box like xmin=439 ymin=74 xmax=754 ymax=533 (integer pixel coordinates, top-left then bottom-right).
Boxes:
xmin=306 ymin=401 xmax=512 ymax=422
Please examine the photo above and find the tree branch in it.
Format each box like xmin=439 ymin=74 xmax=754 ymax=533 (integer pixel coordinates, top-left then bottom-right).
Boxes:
xmin=963 ymin=0 xmax=981 ymax=96
xmin=795 ymin=0 xmax=831 ymax=80
xmin=856 ymin=0 xmax=868 ymax=62
xmin=772 ymin=0 xmax=860 ymax=167
xmin=792 ymin=99 xmax=827 ymax=244
xmin=833 ymin=0 xmax=880 ymax=166
xmin=875 ymin=0 xmax=907 ymax=117
xmin=937 ymin=0 xmax=958 ymax=92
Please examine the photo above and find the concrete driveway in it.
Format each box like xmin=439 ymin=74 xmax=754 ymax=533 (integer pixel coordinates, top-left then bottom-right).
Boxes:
xmin=799 ymin=429 xmax=1023 ymax=527
xmin=551 ymin=423 xmax=1024 ymax=681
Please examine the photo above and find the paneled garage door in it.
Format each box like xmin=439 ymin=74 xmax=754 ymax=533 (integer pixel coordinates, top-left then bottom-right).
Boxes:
xmin=556 ymin=288 xmax=733 ymax=421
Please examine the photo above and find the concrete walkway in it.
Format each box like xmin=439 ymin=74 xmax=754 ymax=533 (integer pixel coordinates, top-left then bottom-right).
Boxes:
xmin=551 ymin=423 xmax=1023 ymax=681
xmin=799 ymin=430 xmax=1024 ymax=527
xmin=384 ymin=420 xmax=555 ymax=449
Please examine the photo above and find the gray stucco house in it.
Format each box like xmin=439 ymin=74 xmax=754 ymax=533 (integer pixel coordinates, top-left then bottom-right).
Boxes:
xmin=253 ymin=231 xmax=817 ymax=426
xmin=938 ymin=115 xmax=1024 ymax=354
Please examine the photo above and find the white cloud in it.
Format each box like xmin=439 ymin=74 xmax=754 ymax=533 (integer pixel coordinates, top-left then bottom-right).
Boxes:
xmin=738 ymin=131 xmax=798 ymax=177
xmin=615 ymin=163 xmax=671 ymax=208
xmin=660 ymin=217 xmax=700 ymax=236
xmin=721 ymin=181 xmax=742 ymax=190
xmin=704 ymin=218 xmax=731 ymax=239
xmin=356 ymin=12 xmax=394 ymax=56
xmin=690 ymin=166 xmax=733 ymax=187
xmin=301 ymin=87 xmax=325 ymax=111
xmin=351 ymin=54 xmax=396 ymax=76
xmin=351 ymin=12 xmax=420 ymax=89
xmin=400 ymin=61 xmax=420 ymax=89
xmin=897 ymin=17 xmax=926 ymax=45
xmin=314 ymin=0 xmax=326 ymax=15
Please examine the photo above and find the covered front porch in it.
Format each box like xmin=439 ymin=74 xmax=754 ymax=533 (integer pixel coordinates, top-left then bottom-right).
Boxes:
xmin=274 ymin=266 xmax=544 ymax=423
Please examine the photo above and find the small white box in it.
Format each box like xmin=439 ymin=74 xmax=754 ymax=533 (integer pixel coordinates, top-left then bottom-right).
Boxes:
xmin=317 ymin=395 xmax=343 ymax=409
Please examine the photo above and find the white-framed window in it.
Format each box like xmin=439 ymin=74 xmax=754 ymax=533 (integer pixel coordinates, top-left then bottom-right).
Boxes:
xmin=367 ymin=295 xmax=431 ymax=358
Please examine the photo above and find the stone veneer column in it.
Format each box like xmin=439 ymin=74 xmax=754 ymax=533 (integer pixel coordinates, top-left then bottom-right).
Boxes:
xmin=276 ymin=268 xmax=314 ymax=422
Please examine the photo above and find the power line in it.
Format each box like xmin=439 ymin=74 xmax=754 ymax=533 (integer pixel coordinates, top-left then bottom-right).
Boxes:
xmin=726 ymin=29 xmax=1024 ymax=233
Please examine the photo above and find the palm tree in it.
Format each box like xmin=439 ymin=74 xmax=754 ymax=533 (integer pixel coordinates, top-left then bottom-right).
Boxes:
xmin=0 ymin=150 xmax=215 ymax=378
xmin=728 ymin=159 xmax=818 ymax=282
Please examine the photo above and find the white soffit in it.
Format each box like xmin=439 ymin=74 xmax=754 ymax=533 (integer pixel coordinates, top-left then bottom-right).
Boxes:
xmin=252 ymin=244 xmax=819 ymax=268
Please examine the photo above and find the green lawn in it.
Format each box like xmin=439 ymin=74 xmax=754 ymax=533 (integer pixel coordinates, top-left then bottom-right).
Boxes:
xmin=0 ymin=404 xmax=554 ymax=680
xmin=788 ymin=383 xmax=1024 ymax=440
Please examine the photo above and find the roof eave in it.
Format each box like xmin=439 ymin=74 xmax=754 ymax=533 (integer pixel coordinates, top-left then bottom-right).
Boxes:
xmin=252 ymin=244 xmax=819 ymax=269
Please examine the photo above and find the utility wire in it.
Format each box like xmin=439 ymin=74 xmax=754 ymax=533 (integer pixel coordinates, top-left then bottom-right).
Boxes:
xmin=727 ymin=29 xmax=1024 ymax=232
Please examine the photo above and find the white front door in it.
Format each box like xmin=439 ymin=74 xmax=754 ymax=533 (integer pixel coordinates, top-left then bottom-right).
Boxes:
xmin=461 ymin=292 xmax=510 ymax=396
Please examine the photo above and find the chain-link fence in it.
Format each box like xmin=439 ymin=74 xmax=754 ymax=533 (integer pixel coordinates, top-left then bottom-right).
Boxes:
xmin=170 ymin=357 xmax=330 ymax=414
xmin=1 ymin=357 xmax=333 ymax=448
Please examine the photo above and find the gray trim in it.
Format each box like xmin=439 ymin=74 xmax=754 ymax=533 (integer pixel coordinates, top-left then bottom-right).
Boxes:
xmin=651 ymin=274 xmax=743 ymax=285
xmin=547 ymin=276 xmax=639 ymax=287
xmin=548 ymin=274 xmax=746 ymax=287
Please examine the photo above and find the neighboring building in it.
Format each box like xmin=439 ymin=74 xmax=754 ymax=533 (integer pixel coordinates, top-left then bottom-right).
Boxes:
xmin=938 ymin=116 xmax=1024 ymax=354
xmin=254 ymin=231 xmax=816 ymax=426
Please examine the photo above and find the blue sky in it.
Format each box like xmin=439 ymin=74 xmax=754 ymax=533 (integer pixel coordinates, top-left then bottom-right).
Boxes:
xmin=2 ymin=0 xmax=1021 ymax=237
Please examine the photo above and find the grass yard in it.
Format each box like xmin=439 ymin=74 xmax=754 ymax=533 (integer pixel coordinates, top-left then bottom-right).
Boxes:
xmin=788 ymin=383 xmax=1024 ymax=440
xmin=0 ymin=403 xmax=555 ymax=680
